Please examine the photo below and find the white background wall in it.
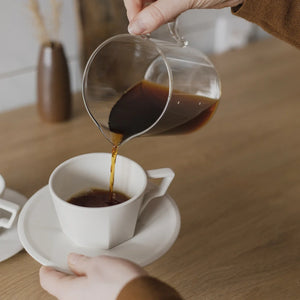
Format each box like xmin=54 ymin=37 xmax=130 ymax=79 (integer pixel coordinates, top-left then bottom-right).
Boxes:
xmin=0 ymin=0 xmax=80 ymax=112
xmin=0 ymin=1 xmax=268 ymax=113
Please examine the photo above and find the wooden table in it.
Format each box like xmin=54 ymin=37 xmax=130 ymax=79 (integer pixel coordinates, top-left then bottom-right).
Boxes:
xmin=1 ymin=38 xmax=300 ymax=299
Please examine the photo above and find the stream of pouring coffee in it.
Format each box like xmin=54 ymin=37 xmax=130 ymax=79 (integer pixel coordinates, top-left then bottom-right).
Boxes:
xmin=109 ymin=132 xmax=123 ymax=197
xmin=109 ymin=144 xmax=118 ymax=194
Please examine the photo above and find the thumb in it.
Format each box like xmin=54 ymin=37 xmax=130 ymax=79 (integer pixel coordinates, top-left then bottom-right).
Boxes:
xmin=68 ymin=253 xmax=91 ymax=276
xmin=128 ymin=0 xmax=190 ymax=35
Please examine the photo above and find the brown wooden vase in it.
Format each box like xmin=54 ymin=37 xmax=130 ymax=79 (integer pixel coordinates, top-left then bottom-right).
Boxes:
xmin=37 ymin=42 xmax=72 ymax=122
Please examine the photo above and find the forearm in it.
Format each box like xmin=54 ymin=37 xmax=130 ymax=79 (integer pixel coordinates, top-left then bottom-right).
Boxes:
xmin=232 ymin=0 xmax=300 ymax=48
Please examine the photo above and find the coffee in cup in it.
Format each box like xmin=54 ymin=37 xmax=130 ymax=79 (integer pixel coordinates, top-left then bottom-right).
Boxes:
xmin=67 ymin=188 xmax=129 ymax=207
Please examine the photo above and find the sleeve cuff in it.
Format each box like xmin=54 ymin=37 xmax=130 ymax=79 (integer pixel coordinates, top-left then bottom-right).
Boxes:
xmin=117 ymin=276 xmax=183 ymax=300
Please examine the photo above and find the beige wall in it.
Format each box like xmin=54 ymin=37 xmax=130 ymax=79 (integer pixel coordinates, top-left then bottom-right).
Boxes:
xmin=0 ymin=0 xmax=80 ymax=112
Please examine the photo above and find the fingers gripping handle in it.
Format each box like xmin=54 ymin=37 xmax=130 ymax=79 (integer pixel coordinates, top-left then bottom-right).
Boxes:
xmin=0 ymin=199 xmax=20 ymax=229
xmin=139 ymin=168 xmax=175 ymax=215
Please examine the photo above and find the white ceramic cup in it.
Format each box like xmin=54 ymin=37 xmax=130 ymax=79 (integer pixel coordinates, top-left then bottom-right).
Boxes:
xmin=49 ymin=153 xmax=175 ymax=249
xmin=0 ymin=174 xmax=20 ymax=229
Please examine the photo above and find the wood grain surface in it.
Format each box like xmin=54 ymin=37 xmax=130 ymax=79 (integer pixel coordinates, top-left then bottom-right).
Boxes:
xmin=0 ymin=38 xmax=300 ymax=299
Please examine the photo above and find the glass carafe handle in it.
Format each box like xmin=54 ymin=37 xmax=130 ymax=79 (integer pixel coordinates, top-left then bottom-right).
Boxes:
xmin=141 ymin=17 xmax=188 ymax=47
xmin=168 ymin=17 xmax=188 ymax=47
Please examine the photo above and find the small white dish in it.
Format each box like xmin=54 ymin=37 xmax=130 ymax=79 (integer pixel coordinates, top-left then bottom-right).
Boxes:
xmin=18 ymin=185 xmax=181 ymax=273
xmin=0 ymin=188 xmax=27 ymax=263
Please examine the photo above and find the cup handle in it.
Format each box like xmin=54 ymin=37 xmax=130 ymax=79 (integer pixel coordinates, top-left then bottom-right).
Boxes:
xmin=0 ymin=199 xmax=20 ymax=229
xmin=139 ymin=168 xmax=175 ymax=216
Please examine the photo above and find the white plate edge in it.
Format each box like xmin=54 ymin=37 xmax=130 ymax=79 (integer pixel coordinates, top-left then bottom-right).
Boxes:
xmin=18 ymin=185 xmax=181 ymax=268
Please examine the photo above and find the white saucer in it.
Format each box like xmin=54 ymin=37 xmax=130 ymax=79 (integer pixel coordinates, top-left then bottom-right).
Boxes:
xmin=0 ymin=189 xmax=27 ymax=262
xmin=18 ymin=185 xmax=181 ymax=273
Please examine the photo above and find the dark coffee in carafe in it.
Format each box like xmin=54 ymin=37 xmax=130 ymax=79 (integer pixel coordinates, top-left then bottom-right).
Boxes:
xmin=108 ymin=80 xmax=218 ymax=144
